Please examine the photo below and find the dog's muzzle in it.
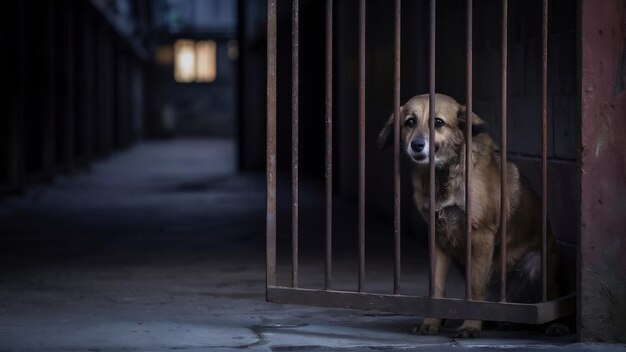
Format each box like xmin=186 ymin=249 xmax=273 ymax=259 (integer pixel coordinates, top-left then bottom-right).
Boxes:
xmin=408 ymin=138 xmax=438 ymax=163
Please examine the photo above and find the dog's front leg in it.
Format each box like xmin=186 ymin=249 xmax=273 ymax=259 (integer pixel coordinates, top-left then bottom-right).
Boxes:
xmin=414 ymin=243 xmax=451 ymax=335
xmin=455 ymin=232 xmax=496 ymax=338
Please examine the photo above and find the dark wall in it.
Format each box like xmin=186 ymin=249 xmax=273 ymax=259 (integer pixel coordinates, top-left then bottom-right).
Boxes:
xmin=238 ymin=0 xmax=328 ymax=172
xmin=331 ymin=0 xmax=578 ymax=292
xmin=239 ymin=0 xmax=578 ymax=292
xmin=335 ymin=0 xmax=430 ymax=240
xmin=238 ymin=0 xmax=269 ymax=170
xmin=433 ymin=0 xmax=578 ymax=293
xmin=0 ymin=0 xmax=146 ymax=198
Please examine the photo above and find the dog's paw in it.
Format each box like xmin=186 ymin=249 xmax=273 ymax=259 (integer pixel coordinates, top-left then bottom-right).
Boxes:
xmin=412 ymin=317 xmax=442 ymax=335
xmin=455 ymin=327 xmax=481 ymax=338
xmin=545 ymin=323 xmax=570 ymax=336
xmin=412 ymin=322 xmax=441 ymax=335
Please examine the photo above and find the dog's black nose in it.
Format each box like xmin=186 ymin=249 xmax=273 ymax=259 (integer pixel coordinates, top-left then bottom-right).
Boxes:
xmin=410 ymin=139 xmax=426 ymax=152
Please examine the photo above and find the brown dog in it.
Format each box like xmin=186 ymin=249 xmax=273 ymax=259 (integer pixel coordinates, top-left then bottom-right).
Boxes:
xmin=378 ymin=93 xmax=563 ymax=338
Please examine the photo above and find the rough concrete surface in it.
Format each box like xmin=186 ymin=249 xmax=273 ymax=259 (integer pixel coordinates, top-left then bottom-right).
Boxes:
xmin=579 ymin=0 xmax=626 ymax=342
xmin=0 ymin=139 xmax=623 ymax=351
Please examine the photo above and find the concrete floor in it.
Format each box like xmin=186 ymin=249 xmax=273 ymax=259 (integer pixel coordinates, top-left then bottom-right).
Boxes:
xmin=0 ymin=139 xmax=623 ymax=351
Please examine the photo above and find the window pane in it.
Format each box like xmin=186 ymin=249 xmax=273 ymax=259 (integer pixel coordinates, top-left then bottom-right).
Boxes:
xmin=196 ymin=40 xmax=216 ymax=82
xmin=174 ymin=39 xmax=196 ymax=83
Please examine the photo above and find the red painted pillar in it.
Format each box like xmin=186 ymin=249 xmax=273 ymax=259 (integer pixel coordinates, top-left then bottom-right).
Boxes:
xmin=579 ymin=0 xmax=626 ymax=343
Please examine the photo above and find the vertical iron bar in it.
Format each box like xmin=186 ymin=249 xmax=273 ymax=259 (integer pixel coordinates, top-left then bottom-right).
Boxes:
xmin=358 ymin=0 xmax=366 ymax=293
xmin=428 ymin=0 xmax=436 ymax=298
xmin=46 ymin=5 xmax=57 ymax=176
xmin=465 ymin=0 xmax=473 ymax=301
xmin=500 ymin=0 xmax=508 ymax=303
xmin=541 ymin=0 xmax=549 ymax=302
xmin=393 ymin=0 xmax=402 ymax=295
xmin=292 ymin=0 xmax=300 ymax=288
xmin=325 ymin=0 xmax=334 ymax=291
xmin=64 ymin=1 xmax=76 ymax=171
xmin=266 ymin=0 xmax=277 ymax=288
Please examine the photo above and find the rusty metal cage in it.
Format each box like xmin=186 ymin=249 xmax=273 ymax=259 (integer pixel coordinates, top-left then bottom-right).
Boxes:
xmin=265 ymin=0 xmax=575 ymax=325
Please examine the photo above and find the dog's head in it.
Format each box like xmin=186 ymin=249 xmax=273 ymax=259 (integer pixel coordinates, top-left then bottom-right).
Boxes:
xmin=377 ymin=94 xmax=487 ymax=168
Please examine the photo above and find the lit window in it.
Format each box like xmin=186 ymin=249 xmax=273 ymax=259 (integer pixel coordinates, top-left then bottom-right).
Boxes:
xmin=174 ymin=39 xmax=196 ymax=82
xmin=196 ymin=41 xmax=217 ymax=82
xmin=174 ymin=39 xmax=217 ymax=83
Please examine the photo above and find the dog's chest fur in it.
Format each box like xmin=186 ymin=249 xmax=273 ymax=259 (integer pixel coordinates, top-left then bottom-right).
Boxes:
xmin=412 ymin=166 xmax=468 ymax=259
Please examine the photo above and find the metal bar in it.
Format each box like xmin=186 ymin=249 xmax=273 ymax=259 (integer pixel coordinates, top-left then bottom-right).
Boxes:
xmin=64 ymin=1 xmax=76 ymax=171
xmin=7 ymin=1 xmax=25 ymax=193
xmin=325 ymin=0 xmax=333 ymax=291
xmin=465 ymin=0 xmax=473 ymax=301
xmin=103 ymin=27 xmax=114 ymax=156
xmin=266 ymin=0 xmax=277 ymax=289
xmin=393 ymin=0 xmax=401 ymax=295
xmin=267 ymin=286 xmax=576 ymax=325
xmin=541 ymin=0 xmax=549 ymax=302
xmin=292 ymin=0 xmax=300 ymax=288
xmin=500 ymin=0 xmax=508 ymax=303
xmin=428 ymin=0 xmax=436 ymax=298
xmin=45 ymin=3 xmax=57 ymax=176
xmin=81 ymin=3 xmax=94 ymax=166
xmin=358 ymin=0 xmax=366 ymax=293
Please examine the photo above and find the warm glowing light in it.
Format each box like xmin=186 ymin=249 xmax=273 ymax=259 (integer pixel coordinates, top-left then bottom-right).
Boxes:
xmin=174 ymin=39 xmax=196 ymax=83
xmin=196 ymin=40 xmax=216 ymax=82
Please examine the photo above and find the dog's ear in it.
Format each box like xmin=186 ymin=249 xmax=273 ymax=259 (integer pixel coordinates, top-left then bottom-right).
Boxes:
xmin=377 ymin=113 xmax=395 ymax=150
xmin=457 ymin=105 xmax=488 ymax=136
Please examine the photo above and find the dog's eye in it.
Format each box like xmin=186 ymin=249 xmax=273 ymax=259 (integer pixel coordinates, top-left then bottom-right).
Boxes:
xmin=435 ymin=118 xmax=445 ymax=128
xmin=404 ymin=117 xmax=416 ymax=128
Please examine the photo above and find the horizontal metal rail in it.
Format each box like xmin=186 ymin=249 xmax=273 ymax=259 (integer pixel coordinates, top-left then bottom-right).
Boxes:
xmin=268 ymin=286 xmax=575 ymax=325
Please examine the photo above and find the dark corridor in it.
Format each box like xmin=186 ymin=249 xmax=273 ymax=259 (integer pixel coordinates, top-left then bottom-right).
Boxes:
xmin=0 ymin=1 xmax=275 ymax=349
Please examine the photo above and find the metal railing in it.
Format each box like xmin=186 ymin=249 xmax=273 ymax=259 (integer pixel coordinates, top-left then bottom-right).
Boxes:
xmin=266 ymin=0 xmax=573 ymax=325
